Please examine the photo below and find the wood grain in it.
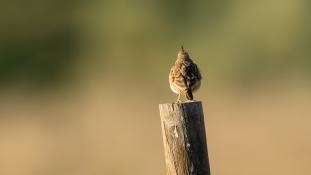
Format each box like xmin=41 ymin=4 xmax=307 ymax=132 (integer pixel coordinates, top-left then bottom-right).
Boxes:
xmin=159 ymin=101 xmax=211 ymax=175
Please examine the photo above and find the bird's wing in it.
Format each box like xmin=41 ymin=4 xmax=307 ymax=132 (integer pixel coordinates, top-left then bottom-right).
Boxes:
xmin=192 ymin=63 xmax=202 ymax=80
xmin=170 ymin=65 xmax=188 ymax=91
xmin=184 ymin=62 xmax=202 ymax=87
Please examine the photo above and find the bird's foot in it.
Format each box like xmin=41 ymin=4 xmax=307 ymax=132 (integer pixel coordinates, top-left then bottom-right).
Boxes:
xmin=175 ymin=94 xmax=182 ymax=104
xmin=175 ymin=99 xmax=181 ymax=104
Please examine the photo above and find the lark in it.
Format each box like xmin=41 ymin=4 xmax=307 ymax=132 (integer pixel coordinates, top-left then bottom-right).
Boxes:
xmin=169 ymin=46 xmax=202 ymax=103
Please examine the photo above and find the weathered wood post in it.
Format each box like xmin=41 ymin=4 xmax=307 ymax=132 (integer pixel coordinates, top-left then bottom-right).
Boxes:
xmin=159 ymin=101 xmax=211 ymax=175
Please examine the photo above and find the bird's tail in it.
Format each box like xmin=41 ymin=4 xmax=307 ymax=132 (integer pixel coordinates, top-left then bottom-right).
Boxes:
xmin=186 ymin=89 xmax=193 ymax=100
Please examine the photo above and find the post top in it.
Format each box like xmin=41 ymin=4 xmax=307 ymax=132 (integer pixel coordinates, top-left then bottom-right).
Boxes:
xmin=159 ymin=101 xmax=202 ymax=106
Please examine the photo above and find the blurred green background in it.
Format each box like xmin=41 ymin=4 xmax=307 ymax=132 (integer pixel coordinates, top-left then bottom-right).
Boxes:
xmin=0 ymin=0 xmax=310 ymax=175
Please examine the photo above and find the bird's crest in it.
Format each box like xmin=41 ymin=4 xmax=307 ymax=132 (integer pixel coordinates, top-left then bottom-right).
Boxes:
xmin=181 ymin=45 xmax=185 ymax=53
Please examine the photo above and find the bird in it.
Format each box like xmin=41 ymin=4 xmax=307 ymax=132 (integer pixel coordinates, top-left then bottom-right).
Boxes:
xmin=169 ymin=46 xmax=202 ymax=103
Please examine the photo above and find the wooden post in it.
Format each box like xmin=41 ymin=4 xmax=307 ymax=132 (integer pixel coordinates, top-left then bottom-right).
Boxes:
xmin=159 ymin=101 xmax=211 ymax=175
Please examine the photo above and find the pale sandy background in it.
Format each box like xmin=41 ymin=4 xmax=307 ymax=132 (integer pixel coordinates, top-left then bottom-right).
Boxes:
xmin=0 ymin=0 xmax=311 ymax=175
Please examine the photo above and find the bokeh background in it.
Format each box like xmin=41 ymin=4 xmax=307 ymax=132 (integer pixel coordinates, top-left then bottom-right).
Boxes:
xmin=0 ymin=0 xmax=311 ymax=175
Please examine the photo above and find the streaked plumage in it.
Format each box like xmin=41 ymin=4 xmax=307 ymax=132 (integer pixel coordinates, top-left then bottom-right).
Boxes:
xmin=169 ymin=46 xmax=202 ymax=102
